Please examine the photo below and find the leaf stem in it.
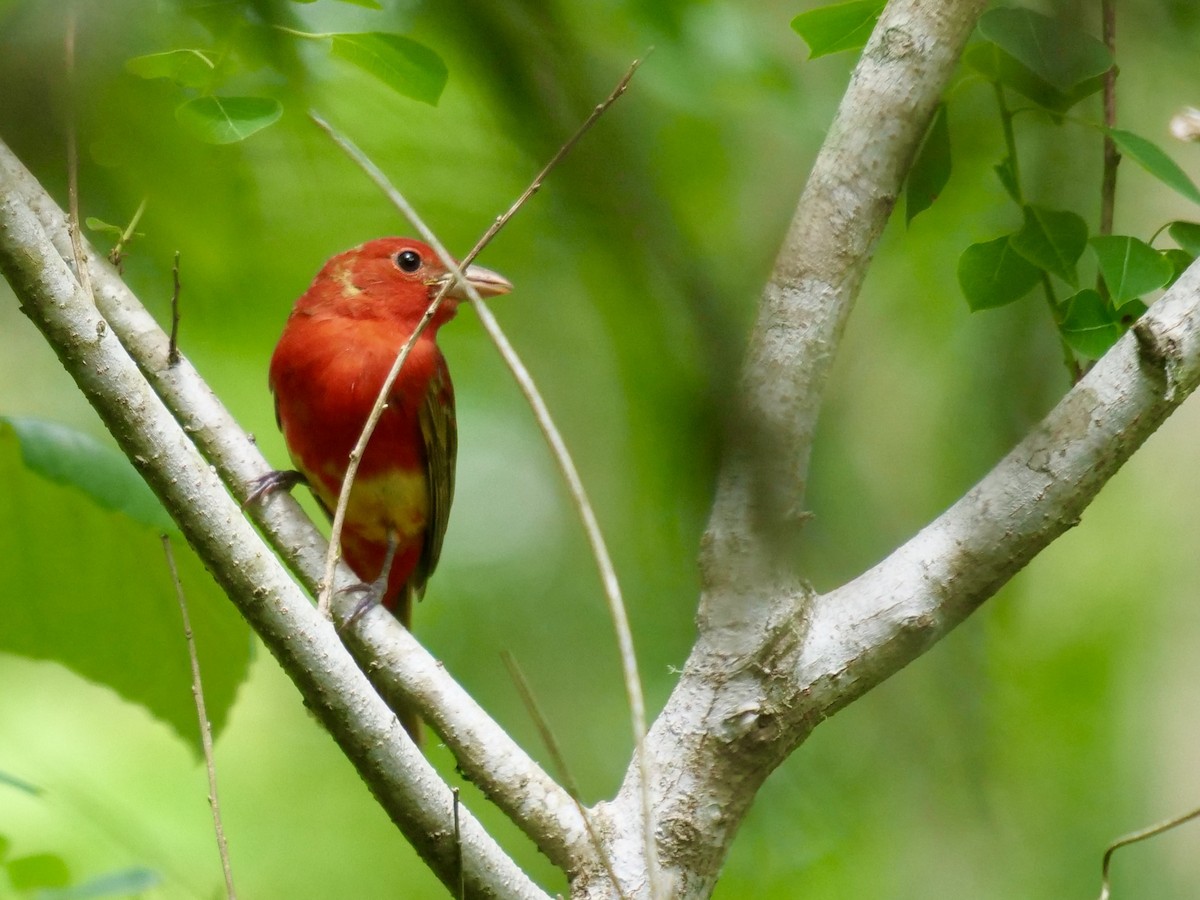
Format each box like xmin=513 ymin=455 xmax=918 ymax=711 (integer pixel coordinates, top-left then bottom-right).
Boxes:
xmin=271 ymin=25 xmax=334 ymax=41
xmin=993 ymin=82 xmax=1024 ymax=204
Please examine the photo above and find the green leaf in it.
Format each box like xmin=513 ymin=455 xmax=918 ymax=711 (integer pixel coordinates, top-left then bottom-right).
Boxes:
xmin=7 ymin=852 xmax=70 ymax=891
xmin=1011 ymin=205 xmax=1089 ymax=286
xmin=1090 ymin=235 xmax=1174 ymax=307
xmin=125 ymin=49 xmax=219 ymax=88
xmin=790 ymin=0 xmax=885 ymax=59
xmin=38 ymin=867 xmax=163 ymax=899
xmin=4 ymin=416 xmax=173 ymax=531
xmin=963 ymin=42 xmax=1105 ymax=114
xmin=175 ymin=95 xmax=283 ymax=144
xmin=958 ymin=235 xmax=1042 ymax=310
xmin=84 ymin=217 xmax=123 ymax=238
xmin=1060 ymin=289 xmax=1123 ymax=359
xmin=1108 ymin=129 xmax=1200 ymax=206
xmin=906 ymin=103 xmax=950 ymax=224
xmin=977 ymin=7 xmax=1113 ymax=92
xmin=333 ymin=0 xmax=384 ymax=7
xmin=1161 ymin=248 xmax=1194 ymax=285
xmin=0 ymin=420 xmax=252 ymax=756
xmin=1168 ymin=220 xmax=1200 ymax=256
xmin=330 ymin=33 xmax=448 ymax=105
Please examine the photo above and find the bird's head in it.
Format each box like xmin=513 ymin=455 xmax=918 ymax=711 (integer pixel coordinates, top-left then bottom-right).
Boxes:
xmin=298 ymin=237 xmax=512 ymax=328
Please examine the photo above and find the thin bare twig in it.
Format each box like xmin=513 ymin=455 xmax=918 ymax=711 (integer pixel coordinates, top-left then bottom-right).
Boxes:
xmin=310 ymin=54 xmax=660 ymax=894
xmin=1098 ymin=803 xmax=1200 ymax=900
xmin=469 ymin=55 xmax=647 ymax=257
xmin=169 ymin=251 xmax=182 ymax=365
xmin=64 ymin=5 xmax=93 ymax=305
xmin=502 ymin=651 xmax=627 ymax=900
xmin=108 ymin=196 xmax=148 ymax=269
xmin=1099 ymin=0 xmax=1119 ymax=240
xmin=161 ymin=536 xmax=237 ymax=900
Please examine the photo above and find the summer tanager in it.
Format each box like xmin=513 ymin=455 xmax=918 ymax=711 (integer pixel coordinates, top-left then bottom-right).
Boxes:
xmin=265 ymin=237 xmax=512 ymax=629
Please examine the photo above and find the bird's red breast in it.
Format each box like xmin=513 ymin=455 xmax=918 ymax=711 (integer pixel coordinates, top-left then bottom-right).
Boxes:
xmin=268 ymin=237 xmax=511 ymax=625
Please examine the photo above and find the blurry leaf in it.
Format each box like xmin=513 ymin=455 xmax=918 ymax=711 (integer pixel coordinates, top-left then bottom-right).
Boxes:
xmin=175 ymin=95 xmax=283 ymax=144
xmin=3 ymin=416 xmax=173 ymax=531
xmin=1168 ymin=220 xmax=1200 ymax=256
xmin=1011 ymin=205 xmax=1088 ymax=287
xmin=38 ymin=867 xmax=163 ymax=899
xmin=83 ymin=217 xmax=123 ymax=238
xmin=977 ymin=7 xmax=1112 ymax=92
xmin=1061 ymin=289 xmax=1123 ymax=358
xmin=0 ymin=421 xmax=252 ymax=756
xmin=1089 ymin=235 xmax=1173 ymax=307
xmin=332 ymin=0 xmax=384 ymax=7
xmin=963 ymin=42 xmax=1105 ymax=113
xmin=958 ymin=235 xmax=1041 ymax=310
xmin=330 ymin=33 xmax=447 ymax=105
xmin=906 ymin=103 xmax=950 ymax=224
xmin=7 ymin=853 xmax=70 ymax=891
xmin=994 ymin=155 xmax=1020 ymax=202
xmin=790 ymin=0 xmax=884 ymax=59
xmin=1108 ymin=129 xmax=1200 ymax=205
xmin=0 ymin=770 xmax=42 ymax=796
xmin=0 ymin=832 xmax=7 ymax=860
xmin=1162 ymin=248 xmax=1194 ymax=284
xmin=124 ymin=49 xmax=218 ymax=88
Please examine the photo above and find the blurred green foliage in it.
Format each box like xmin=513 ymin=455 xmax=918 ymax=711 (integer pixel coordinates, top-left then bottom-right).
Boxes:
xmin=2 ymin=0 xmax=1200 ymax=897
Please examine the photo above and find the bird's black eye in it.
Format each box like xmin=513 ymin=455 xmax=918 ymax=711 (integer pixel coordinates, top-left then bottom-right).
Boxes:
xmin=394 ymin=249 xmax=422 ymax=273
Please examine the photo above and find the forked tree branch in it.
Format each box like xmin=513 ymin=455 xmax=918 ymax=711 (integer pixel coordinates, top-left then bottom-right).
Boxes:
xmin=7 ymin=0 xmax=1200 ymax=895
xmin=700 ymin=0 xmax=990 ymax=614
xmin=586 ymin=0 xmax=1200 ymax=896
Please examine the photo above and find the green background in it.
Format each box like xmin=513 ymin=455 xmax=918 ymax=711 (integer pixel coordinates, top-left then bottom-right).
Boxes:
xmin=2 ymin=0 xmax=1200 ymax=897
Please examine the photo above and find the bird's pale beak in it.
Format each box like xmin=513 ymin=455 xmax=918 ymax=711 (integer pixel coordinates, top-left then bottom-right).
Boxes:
xmin=441 ymin=263 xmax=513 ymax=300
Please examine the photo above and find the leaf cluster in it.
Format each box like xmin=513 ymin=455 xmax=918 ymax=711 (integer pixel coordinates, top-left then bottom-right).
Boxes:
xmin=124 ymin=0 xmax=447 ymax=144
xmin=796 ymin=2 xmax=1200 ymax=365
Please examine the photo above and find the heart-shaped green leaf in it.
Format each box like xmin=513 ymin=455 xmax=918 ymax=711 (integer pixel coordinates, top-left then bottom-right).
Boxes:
xmin=978 ymin=7 xmax=1112 ymax=92
xmin=791 ymin=0 xmax=885 ymax=58
xmin=175 ymin=96 xmax=283 ymax=144
xmin=1011 ymin=205 xmax=1089 ymax=286
xmin=963 ymin=42 xmax=1105 ymax=114
xmin=330 ymin=33 xmax=448 ymax=105
xmin=1089 ymin=235 xmax=1174 ymax=307
xmin=958 ymin=235 xmax=1042 ymax=310
xmin=1060 ymin=289 xmax=1123 ymax=359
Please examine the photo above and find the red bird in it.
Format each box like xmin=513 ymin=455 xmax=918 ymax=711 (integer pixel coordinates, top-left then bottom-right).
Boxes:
xmin=265 ymin=237 xmax=512 ymax=628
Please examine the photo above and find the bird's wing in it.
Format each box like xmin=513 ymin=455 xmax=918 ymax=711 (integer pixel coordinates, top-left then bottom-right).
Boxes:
xmin=414 ymin=357 xmax=457 ymax=597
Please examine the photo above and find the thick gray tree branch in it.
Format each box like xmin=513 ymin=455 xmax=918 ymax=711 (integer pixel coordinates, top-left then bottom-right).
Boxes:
xmin=0 ymin=192 xmax=550 ymax=900
xmin=798 ymin=260 xmax=1200 ymax=712
xmin=0 ymin=138 xmax=589 ymax=876
xmin=700 ymin=0 xmax=989 ymax=617
xmin=601 ymin=0 xmax=988 ymax=894
xmin=588 ymin=0 xmax=1200 ymax=897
